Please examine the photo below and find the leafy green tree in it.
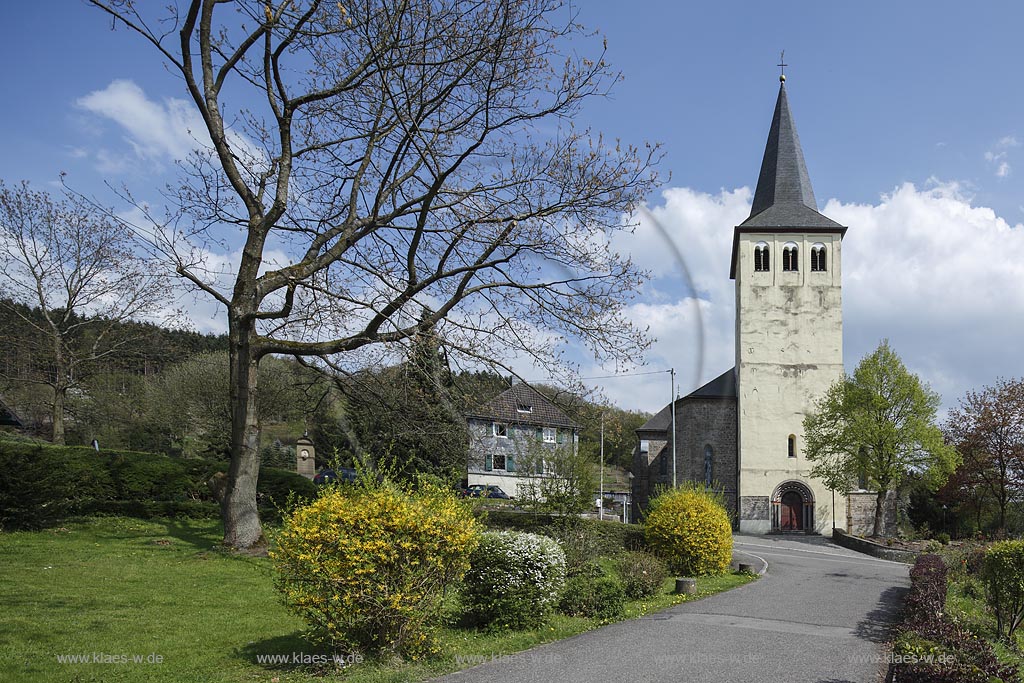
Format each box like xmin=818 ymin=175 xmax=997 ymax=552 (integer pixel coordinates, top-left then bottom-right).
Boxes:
xmin=342 ymin=324 xmax=468 ymax=483
xmin=96 ymin=353 xmax=332 ymax=459
xmin=514 ymin=438 xmax=596 ymax=517
xmin=944 ymin=378 xmax=1024 ymax=532
xmin=577 ymin=404 xmax=651 ymax=470
xmin=803 ymin=340 xmax=958 ymax=537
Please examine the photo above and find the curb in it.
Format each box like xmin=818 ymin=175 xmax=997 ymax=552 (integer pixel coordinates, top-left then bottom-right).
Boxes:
xmin=831 ymin=528 xmax=917 ymax=564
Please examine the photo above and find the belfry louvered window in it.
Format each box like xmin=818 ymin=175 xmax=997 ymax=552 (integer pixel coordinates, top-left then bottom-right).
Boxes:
xmin=754 ymin=242 xmax=770 ymax=272
xmin=811 ymin=243 xmax=827 ymax=272
xmin=782 ymin=242 xmax=799 ymax=272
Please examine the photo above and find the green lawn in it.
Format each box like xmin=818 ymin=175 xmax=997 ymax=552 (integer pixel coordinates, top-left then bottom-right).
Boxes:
xmin=0 ymin=517 xmax=754 ymax=682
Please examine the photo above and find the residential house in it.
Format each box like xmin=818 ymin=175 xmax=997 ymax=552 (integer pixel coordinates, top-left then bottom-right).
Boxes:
xmin=466 ymin=383 xmax=579 ymax=499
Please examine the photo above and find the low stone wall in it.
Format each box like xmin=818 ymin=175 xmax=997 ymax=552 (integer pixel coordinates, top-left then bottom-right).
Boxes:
xmin=846 ymin=491 xmax=900 ymax=537
xmin=831 ymin=528 xmax=917 ymax=564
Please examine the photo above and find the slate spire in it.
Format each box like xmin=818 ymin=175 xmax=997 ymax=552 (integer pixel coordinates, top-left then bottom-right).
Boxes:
xmin=740 ymin=80 xmax=842 ymax=229
xmin=750 ymin=81 xmax=816 ymax=214
xmin=730 ymin=77 xmax=845 ymax=279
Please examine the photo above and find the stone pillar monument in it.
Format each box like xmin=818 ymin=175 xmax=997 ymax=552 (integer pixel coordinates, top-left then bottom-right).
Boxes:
xmin=296 ymin=434 xmax=316 ymax=479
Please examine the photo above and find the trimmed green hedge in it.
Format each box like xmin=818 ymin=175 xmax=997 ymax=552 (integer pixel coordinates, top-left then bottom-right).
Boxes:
xmin=0 ymin=440 xmax=316 ymax=529
xmin=257 ymin=467 xmax=318 ymax=520
xmin=483 ymin=511 xmax=646 ymax=555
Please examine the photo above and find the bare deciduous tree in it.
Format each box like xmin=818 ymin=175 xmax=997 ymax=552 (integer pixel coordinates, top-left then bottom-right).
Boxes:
xmin=88 ymin=0 xmax=660 ymax=548
xmin=0 ymin=181 xmax=170 ymax=444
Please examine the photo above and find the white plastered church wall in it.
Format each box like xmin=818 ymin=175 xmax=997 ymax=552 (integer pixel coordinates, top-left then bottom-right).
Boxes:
xmin=735 ymin=232 xmax=845 ymax=534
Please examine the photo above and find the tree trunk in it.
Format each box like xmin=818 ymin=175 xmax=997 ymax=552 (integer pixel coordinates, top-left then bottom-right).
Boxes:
xmin=221 ymin=316 xmax=264 ymax=549
xmin=51 ymin=386 xmax=66 ymax=445
xmin=872 ymin=489 xmax=886 ymax=537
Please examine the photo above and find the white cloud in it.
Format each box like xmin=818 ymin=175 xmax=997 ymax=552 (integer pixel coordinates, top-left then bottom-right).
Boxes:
xmin=825 ymin=181 xmax=1024 ymax=408
xmin=984 ymin=135 xmax=1019 ymax=178
xmin=592 ymin=187 xmax=749 ymax=411
xmin=76 ymin=79 xmax=265 ymax=174
xmin=77 ymin=80 xmax=206 ymax=162
xmin=599 ymin=181 xmax=1024 ymax=415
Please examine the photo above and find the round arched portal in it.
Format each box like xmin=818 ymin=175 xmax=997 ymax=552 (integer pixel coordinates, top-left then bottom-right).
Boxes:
xmin=771 ymin=481 xmax=815 ymax=533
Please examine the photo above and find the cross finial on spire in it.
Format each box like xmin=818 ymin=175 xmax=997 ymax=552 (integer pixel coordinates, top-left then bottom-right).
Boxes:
xmin=778 ymin=50 xmax=787 ymax=82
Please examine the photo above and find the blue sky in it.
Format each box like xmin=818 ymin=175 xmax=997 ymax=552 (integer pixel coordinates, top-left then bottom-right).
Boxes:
xmin=3 ymin=2 xmax=1024 ymax=414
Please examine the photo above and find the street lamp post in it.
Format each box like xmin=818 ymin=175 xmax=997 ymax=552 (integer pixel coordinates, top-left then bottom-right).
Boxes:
xmin=599 ymin=412 xmax=604 ymax=521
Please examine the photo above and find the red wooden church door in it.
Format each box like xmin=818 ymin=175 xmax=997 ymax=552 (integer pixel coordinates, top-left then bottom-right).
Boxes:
xmin=781 ymin=491 xmax=803 ymax=530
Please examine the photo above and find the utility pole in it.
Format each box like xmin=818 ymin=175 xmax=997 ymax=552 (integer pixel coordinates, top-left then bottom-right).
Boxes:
xmin=670 ymin=368 xmax=677 ymax=488
xmin=599 ymin=411 xmax=605 ymax=521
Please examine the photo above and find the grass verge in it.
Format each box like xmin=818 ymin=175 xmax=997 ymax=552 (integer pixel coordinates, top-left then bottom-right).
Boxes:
xmin=945 ymin=571 xmax=1024 ymax=674
xmin=0 ymin=516 xmax=754 ymax=682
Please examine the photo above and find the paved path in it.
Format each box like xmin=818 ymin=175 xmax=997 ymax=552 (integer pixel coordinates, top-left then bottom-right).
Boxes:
xmin=435 ymin=535 xmax=909 ymax=683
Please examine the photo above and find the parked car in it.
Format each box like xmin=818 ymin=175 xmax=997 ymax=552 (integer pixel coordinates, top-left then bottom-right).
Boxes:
xmin=461 ymin=484 xmax=512 ymax=499
xmin=313 ymin=467 xmax=358 ymax=485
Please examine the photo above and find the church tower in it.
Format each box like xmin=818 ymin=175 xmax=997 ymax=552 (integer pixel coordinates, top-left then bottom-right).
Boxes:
xmin=732 ymin=77 xmax=847 ymax=534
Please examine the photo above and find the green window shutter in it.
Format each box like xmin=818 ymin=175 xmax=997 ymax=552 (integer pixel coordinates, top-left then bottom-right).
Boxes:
xmin=485 ymin=454 xmax=493 ymax=471
xmin=535 ymin=459 xmax=544 ymax=475
xmin=507 ymin=454 xmax=515 ymax=472
xmin=536 ymin=427 xmax=543 ymax=441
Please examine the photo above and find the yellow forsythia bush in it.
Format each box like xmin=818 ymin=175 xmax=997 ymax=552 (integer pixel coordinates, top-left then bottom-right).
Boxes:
xmin=270 ymin=479 xmax=481 ymax=658
xmin=643 ymin=484 xmax=732 ymax=576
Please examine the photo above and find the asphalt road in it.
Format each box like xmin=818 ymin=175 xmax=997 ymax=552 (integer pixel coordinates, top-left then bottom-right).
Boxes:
xmin=434 ymin=534 xmax=909 ymax=683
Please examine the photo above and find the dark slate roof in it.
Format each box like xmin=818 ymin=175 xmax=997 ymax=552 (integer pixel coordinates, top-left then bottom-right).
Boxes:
xmin=730 ymin=81 xmax=845 ymax=279
xmin=0 ymin=397 xmax=23 ymax=427
xmin=745 ymin=82 xmax=830 ymax=223
xmin=636 ymin=402 xmax=672 ymax=433
xmin=466 ymin=383 xmax=578 ymax=429
xmin=635 ymin=368 xmax=736 ymax=435
xmin=686 ymin=367 xmax=737 ymax=399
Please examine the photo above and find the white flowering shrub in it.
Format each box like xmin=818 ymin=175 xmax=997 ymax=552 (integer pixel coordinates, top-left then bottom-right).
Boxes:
xmin=461 ymin=530 xmax=566 ymax=630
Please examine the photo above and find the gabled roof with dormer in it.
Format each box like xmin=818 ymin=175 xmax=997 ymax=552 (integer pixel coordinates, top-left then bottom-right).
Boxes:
xmin=466 ymin=382 xmax=578 ymax=429
xmin=730 ymin=80 xmax=846 ymax=279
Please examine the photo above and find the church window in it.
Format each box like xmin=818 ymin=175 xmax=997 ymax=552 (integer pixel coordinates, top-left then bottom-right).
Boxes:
xmin=811 ymin=243 xmax=827 ymax=272
xmin=639 ymin=439 xmax=650 ymax=454
xmin=754 ymin=242 xmax=770 ymax=272
xmin=782 ymin=242 xmax=799 ymax=272
xmin=659 ymin=452 xmax=667 ymax=475
xmin=703 ymin=445 xmax=714 ymax=486
xmin=788 ymin=434 xmax=797 ymax=458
